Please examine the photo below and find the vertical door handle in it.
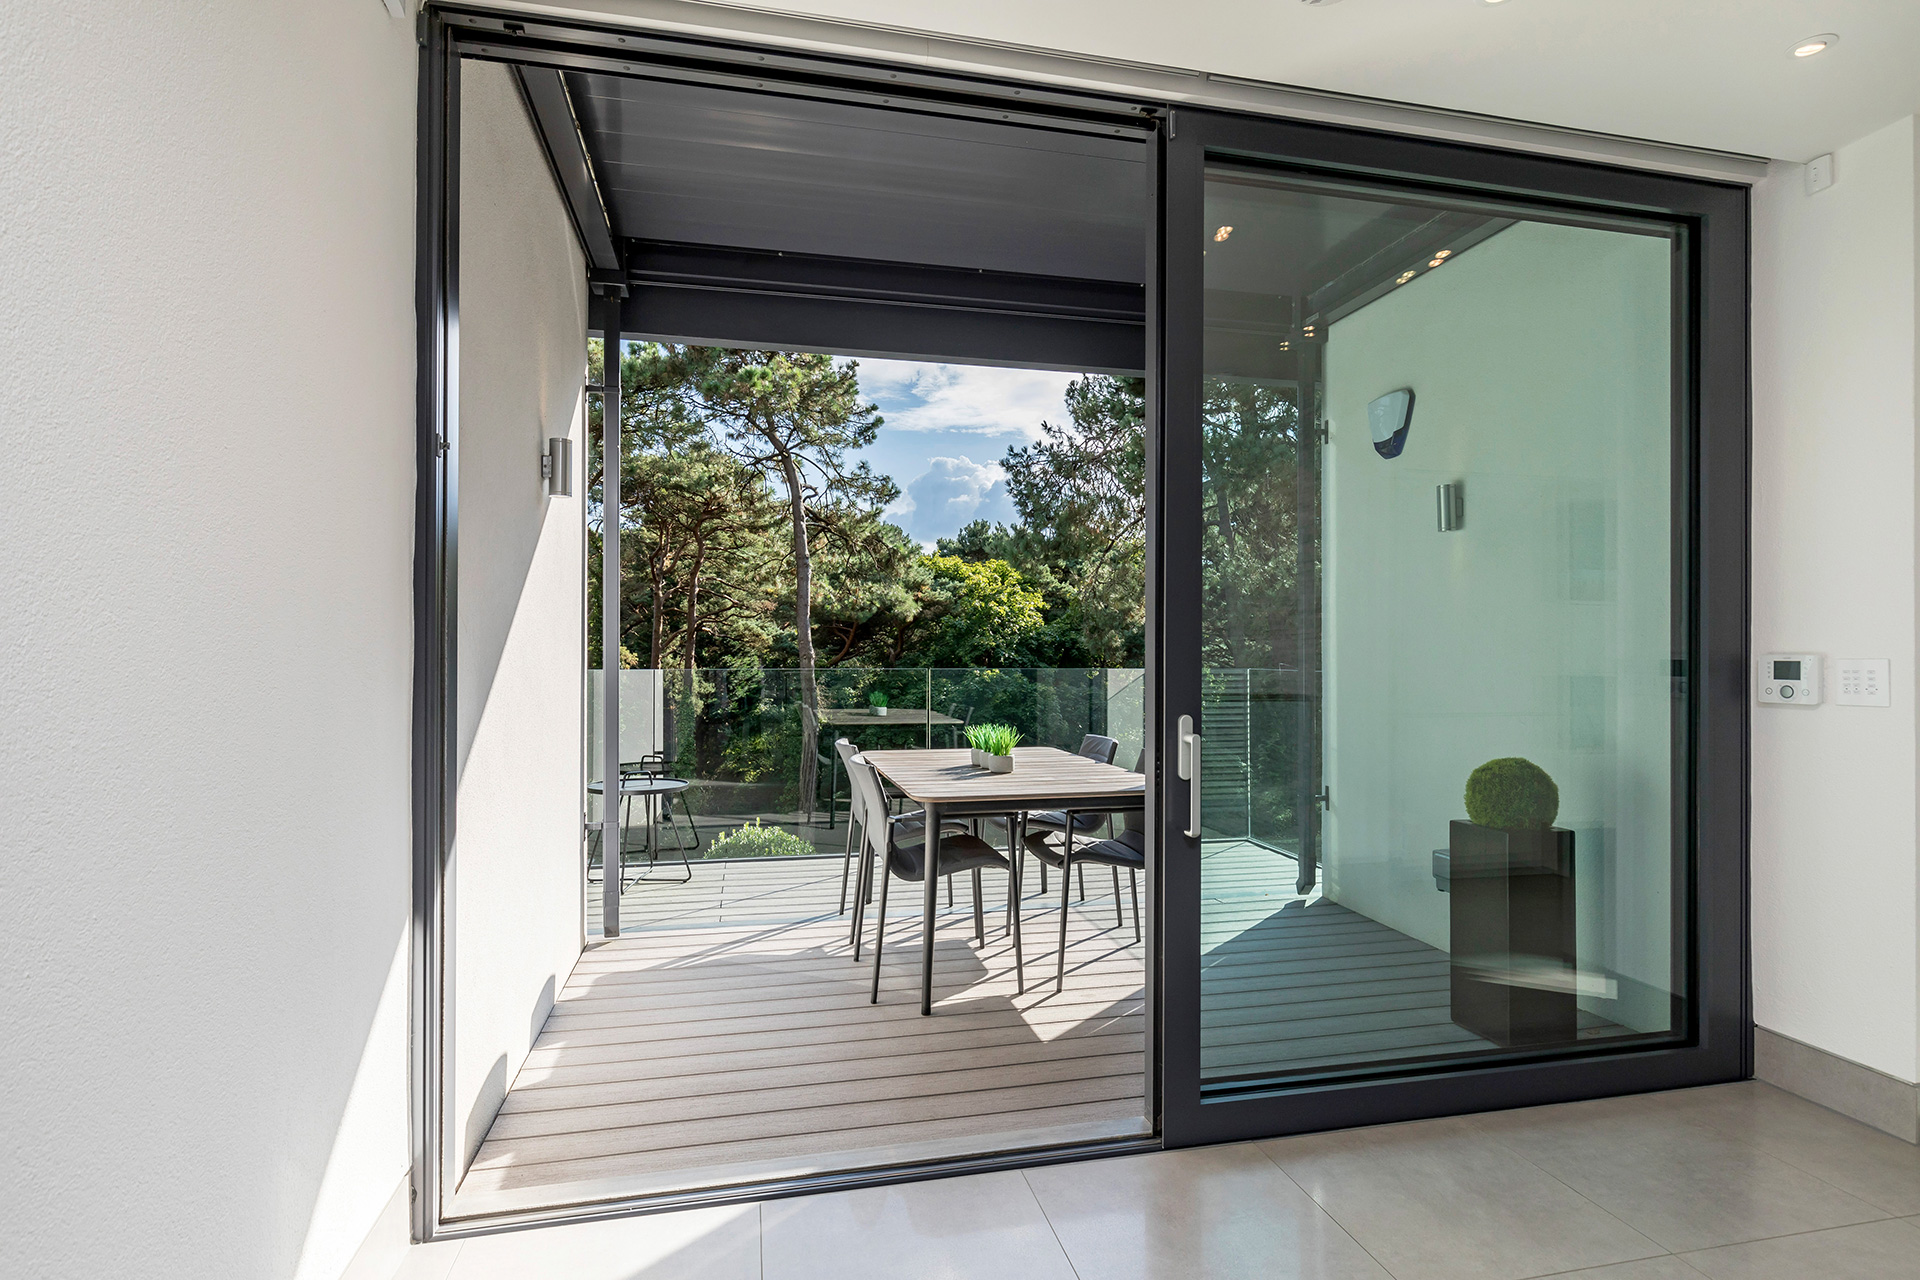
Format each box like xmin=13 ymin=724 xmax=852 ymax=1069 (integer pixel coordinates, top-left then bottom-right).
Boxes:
xmin=1177 ymin=714 xmax=1202 ymax=840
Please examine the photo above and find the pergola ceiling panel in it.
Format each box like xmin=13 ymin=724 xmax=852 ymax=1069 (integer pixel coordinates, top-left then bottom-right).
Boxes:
xmin=565 ymin=71 xmax=1149 ymax=284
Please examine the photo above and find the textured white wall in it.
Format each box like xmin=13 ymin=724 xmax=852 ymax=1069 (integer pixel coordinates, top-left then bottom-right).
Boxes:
xmin=1321 ymin=220 xmax=1676 ymax=1032
xmin=449 ymin=59 xmax=591 ymax=1180
xmin=1750 ymin=116 xmax=1920 ymax=1084
xmin=0 ymin=4 xmax=418 ymax=1279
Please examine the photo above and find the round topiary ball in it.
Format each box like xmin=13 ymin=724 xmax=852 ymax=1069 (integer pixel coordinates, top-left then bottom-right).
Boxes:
xmin=1464 ymin=757 xmax=1559 ymax=830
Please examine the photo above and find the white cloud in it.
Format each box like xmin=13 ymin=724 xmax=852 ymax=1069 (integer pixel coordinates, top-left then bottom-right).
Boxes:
xmin=849 ymin=359 xmax=1076 ymax=439
xmin=888 ymin=456 xmax=1018 ymax=545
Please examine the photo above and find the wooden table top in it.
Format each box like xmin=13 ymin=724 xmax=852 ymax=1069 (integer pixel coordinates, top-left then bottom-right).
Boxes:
xmin=862 ymin=746 xmax=1144 ymax=809
xmin=817 ymin=707 xmax=963 ymax=727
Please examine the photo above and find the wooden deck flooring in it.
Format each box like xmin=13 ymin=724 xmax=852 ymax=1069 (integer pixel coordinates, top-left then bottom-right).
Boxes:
xmin=460 ymin=854 xmax=1149 ymax=1213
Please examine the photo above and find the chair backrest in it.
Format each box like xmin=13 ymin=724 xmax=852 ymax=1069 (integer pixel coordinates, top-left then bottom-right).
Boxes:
xmin=1122 ymin=750 xmax=1146 ymax=834
xmin=621 ymin=752 xmax=668 ymax=779
xmin=845 ymin=755 xmax=893 ymax=860
xmin=1077 ymin=734 xmax=1120 ymax=766
xmin=833 ymin=737 xmax=866 ymax=825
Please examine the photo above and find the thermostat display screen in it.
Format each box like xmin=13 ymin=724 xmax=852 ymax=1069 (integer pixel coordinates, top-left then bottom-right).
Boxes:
xmin=1773 ymin=660 xmax=1802 ymax=680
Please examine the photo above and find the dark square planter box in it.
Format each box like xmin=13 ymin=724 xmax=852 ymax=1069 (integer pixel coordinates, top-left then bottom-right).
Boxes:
xmin=1448 ymin=820 xmax=1578 ymax=1048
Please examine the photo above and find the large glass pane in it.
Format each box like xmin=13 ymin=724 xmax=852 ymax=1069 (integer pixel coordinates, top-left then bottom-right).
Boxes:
xmin=1199 ymin=165 xmax=1684 ymax=1086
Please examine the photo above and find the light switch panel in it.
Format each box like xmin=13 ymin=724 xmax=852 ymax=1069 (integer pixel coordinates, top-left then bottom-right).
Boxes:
xmin=1834 ymin=658 xmax=1890 ymax=706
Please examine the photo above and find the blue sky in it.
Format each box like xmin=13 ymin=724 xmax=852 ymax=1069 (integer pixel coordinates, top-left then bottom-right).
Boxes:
xmin=840 ymin=359 xmax=1079 ymax=548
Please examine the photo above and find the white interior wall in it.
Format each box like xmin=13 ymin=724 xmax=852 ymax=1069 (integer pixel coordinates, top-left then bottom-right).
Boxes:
xmin=1750 ymin=115 xmax=1920 ymax=1085
xmin=450 ymin=60 xmax=591 ymax=1178
xmin=0 ymin=4 xmax=419 ymax=1280
xmin=1321 ymin=220 xmax=1675 ymax=1031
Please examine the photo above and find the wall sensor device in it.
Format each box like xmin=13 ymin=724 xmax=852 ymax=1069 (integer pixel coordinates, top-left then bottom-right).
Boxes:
xmin=1368 ymin=388 xmax=1414 ymax=459
xmin=1757 ymin=653 xmax=1820 ymax=705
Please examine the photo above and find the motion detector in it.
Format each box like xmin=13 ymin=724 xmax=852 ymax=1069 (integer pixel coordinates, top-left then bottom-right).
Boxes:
xmin=1368 ymin=388 xmax=1415 ymax=459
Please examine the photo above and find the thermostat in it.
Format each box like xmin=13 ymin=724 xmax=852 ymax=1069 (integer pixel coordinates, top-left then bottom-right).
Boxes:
xmin=1758 ymin=653 xmax=1821 ymax=706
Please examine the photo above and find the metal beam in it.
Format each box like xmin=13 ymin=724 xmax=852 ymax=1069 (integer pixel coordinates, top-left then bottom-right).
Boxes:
xmin=514 ymin=64 xmax=620 ymax=271
xmin=621 ymin=240 xmax=1147 ymax=373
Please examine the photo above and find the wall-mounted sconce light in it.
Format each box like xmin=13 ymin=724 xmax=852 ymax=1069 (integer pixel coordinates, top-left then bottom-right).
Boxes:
xmin=543 ymin=436 xmax=573 ymax=497
xmin=1437 ymin=481 xmax=1464 ymax=532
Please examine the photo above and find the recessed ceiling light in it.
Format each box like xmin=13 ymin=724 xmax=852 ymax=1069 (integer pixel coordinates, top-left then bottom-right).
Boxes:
xmin=1213 ymin=225 xmax=1233 ymax=242
xmin=1481 ymin=0 xmax=1512 ymax=6
xmin=1428 ymin=257 xmax=1447 ymax=268
xmin=1433 ymin=249 xmax=1453 ymax=259
xmin=1396 ymin=270 xmax=1417 ymax=284
xmin=1792 ymin=33 xmax=1837 ymax=57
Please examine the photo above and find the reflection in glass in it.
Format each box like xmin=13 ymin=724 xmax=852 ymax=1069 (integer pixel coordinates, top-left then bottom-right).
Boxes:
xmin=1198 ymin=164 xmax=1684 ymax=1086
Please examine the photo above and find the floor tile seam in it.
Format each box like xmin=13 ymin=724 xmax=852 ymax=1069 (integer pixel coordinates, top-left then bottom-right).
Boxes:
xmin=1656 ymin=1111 xmax=1920 ymax=1219
xmin=1519 ymin=1251 xmax=1704 ymax=1280
xmin=1450 ymin=1114 xmax=1672 ymax=1256
xmin=1016 ymin=1168 xmax=1087 ymax=1280
xmin=1243 ymin=1138 xmax=1403 ymax=1279
xmin=1477 ymin=1105 xmax=1902 ymax=1227
xmin=1665 ymin=1211 xmax=1918 ymax=1256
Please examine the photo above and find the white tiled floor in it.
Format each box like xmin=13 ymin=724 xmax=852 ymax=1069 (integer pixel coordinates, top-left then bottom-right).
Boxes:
xmin=396 ymin=1082 xmax=1920 ymax=1280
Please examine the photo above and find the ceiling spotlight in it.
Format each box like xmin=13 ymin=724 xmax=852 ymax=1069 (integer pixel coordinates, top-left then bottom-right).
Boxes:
xmin=1433 ymin=249 xmax=1453 ymax=259
xmin=1214 ymin=225 xmax=1233 ymax=242
xmin=1278 ymin=341 xmax=1291 ymax=351
xmin=1428 ymin=257 xmax=1447 ymax=268
xmin=1396 ymin=270 xmax=1417 ymax=284
xmin=1792 ymin=33 xmax=1837 ymax=57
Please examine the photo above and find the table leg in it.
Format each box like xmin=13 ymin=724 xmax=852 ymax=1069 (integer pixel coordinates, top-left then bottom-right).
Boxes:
xmin=1011 ymin=813 xmax=1025 ymax=995
xmin=1057 ymin=817 xmax=1075 ymax=993
xmin=921 ymin=801 xmax=940 ymax=1016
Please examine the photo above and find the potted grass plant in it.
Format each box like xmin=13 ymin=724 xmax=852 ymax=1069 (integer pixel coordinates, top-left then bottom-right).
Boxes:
xmin=869 ymin=689 xmax=888 ymax=716
xmin=966 ymin=723 xmax=1021 ymax=773
xmin=1448 ymin=757 xmax=1579 ymax=1048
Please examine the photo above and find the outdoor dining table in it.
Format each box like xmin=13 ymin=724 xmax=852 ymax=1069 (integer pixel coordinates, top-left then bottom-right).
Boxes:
xmin=860 ymin=745 xmax=1146 ymax=1015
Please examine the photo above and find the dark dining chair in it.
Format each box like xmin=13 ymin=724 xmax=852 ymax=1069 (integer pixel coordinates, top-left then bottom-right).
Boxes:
xmin=846 ymin=755 xmax=1020 ymax=1006
xmin=1024 ymin=750 xmax=1147 ymax=989
xmin=994 ymin=733 xmax=1120 ymax=902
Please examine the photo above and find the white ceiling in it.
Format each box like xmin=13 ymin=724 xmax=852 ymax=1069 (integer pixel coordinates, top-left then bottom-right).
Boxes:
xmin=729 ymin=0 xmax=1920 ymax=161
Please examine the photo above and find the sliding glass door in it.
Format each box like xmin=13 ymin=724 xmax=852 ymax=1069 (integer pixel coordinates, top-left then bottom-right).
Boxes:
xmin=1154 ymin=111 xmax=1750 ymax=1145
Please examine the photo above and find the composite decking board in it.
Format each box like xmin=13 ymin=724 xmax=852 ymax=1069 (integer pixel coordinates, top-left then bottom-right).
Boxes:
xmin=501 ymin=1033 xmax=1148 ymax=1114
xmin=540 ymin=980 xmax=1151 ymax=1036
xmin=511 ymin=1017 xmax=1148 ymax=1088
xmin=460 ymin=1098 xmax=1148 ymax=1196
xmin=473 ymin=869 xmax=1150 ymax=1205
xmin=525 ymin=999 xmax=1148 ymax=1061
xmin=484 ymin=1054 xmax=1149 ymax=1142
xmin=468 ymin=1072 xmax=1147 ymax=1171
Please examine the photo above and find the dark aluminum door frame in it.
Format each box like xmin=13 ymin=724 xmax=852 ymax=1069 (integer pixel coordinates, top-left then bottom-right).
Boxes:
xmin=1154 ymin=106 xmax=1750 ymax=1148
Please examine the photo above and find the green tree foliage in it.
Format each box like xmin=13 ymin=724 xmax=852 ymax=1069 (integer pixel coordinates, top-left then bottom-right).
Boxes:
xmin=992 ymin=375 xmax=1148 ymax=666
xmin=682 ymin=348 xmax=892 ymax=807
xmin=913 ymin=555 xmax=1047 ymax=667
xmin=1200 ymin=378 xmax=1309 ymax=669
